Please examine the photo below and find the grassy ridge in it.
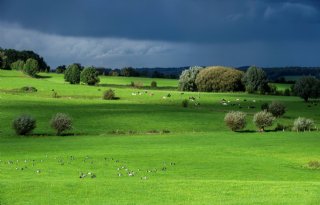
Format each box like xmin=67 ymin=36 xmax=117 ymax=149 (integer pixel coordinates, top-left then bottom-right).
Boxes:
xmin=0 ymin=70 xmax=320 ymax=204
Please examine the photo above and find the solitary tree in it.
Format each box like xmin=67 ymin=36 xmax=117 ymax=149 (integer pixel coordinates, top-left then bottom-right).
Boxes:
xmin=64 ymin=64 xmax=81 ymax=84
xmin=178 ymin=66 xmax=202 ymax=91
xmin=242 ymin=66 xmax=269 ymax=94
xmin=80 ymin=67 xmax=100 ymax=85
xmin=293 ymin=76 xmax=320 ymax=102
xmin=253 ymin=110 xmax=275 ymax=132
xmin=23 ymin=58 xmax=39 ymax=77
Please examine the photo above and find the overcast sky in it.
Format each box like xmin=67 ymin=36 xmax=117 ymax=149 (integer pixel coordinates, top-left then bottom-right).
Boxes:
xmin=1 ymin=0 xmax=320 ymax=68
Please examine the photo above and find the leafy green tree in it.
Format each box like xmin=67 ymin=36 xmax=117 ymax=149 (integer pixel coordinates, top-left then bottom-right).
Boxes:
xmin=293 ymin=76 xmax=320 ymax=102
xmin=80 ymin=67 xmax=100 ymax=85
xmin=64 ymin=64 xmax=81 ymax=84
xmin=10 ymin=60 xmax=25 ymax=70
xmin=195 ymin=66 xmax=244 ymax=92
xmin=242 ymin=66 xmax=269 ymax=94
xmin=23 ymin=58 xmax=39 ymax=77
xmin=178 ymin=66 xmax=202 ymax=91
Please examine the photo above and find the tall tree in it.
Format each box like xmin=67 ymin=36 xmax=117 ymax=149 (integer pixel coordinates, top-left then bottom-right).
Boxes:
xmin=293 ymin=76 xmax=320 ymax=102
xmin=23 ymin=58 xmax=39 ymax=77
xmin=242 ymin=66 xmax=269 ymax=94
xmin=64 ymin=64 xmax=81 ymax=84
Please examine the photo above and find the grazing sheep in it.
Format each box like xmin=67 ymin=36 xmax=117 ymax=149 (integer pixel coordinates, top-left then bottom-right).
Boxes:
xmin=222 ymin=102 xmax=228 ymax=106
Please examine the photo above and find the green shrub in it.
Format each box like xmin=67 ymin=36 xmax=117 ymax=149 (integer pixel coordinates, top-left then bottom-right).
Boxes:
xmin=150 ymin=81 xmax=157 ymax=88
xmin=23 ymin=58 xmax=39 ymax=77
xmin=268 ymin=101 xmax=286 ymax=118
xmin=50 ymin=113 xmax=72 ymax=135
xmin=308 ymin=161 xmax=320 ymax=169
xmin=182 ymin=99 xmax=189 ymax=108
xmin=224 ymin=111 xmax=246 ymax=131
xmin=64 ymin=64 xmax=81 ymax=84
xmin=292 ymin=117 xmax=314 ymax=132
xmin=103 ymin=89 xmax=116 ymax=100
xmin=253 ymin=111 xmax=274 ymax=131
xmin=195 ymin=66 xmax=244 ymax=92
xmin=20 ymin=86 xmax=37 ymax=92
xmin=80 ymin=67 xmax=100 ymax=85
xmin=12 ymin=115 xmax=36 ymax=135
xmin=260 ymin=102 xmax=269 ymax=111
xmin=178 ymin=66 xmax=202 ymax=91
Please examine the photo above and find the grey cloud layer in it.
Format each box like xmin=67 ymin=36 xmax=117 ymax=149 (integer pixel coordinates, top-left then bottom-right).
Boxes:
xmin=1 ymin=0 xmax=320 ymax=43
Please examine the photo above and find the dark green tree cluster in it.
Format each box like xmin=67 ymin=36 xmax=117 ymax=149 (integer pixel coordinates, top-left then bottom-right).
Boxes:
xmin=242 ymin=66 xmax=269 ymax=94
xmin=80 ymin=67 xmax=100 ymax=85
xmin=195 ymin=66 xmax=245 ymax=92
xmin=64 ymin=64 xmax=100 ymax=85
xmin=0 ymin=48 xmax=49 ymax=71
xmin=64 ymin=64 xmax=81 ymax=84
xmin=293 ymin=76 xmax=320 ymax=102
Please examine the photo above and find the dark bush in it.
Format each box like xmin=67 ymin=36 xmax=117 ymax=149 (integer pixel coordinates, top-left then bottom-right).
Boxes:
xmin=150 ymin=81 xmax=157 ymax=88
xmin=195 ymin=66 xmax=244 ymax=92
xmin=224 ymin=111 xmax=247 ymax=131
xmin=261 ymin=102 xmax=269 ymax=111
xmin=50 ymin=113 xmax=72 ymax=135
xmin=12 ymin=115 xmax=36 ymax=135
xmin=80 ymin=67 xmax=100 ymax=85
xmin=182 ymin=99 xmax=189 ymax=108
xmin=103 ymin=89 xmax=116 ymax=100
xmin=268 ymin=101 xmax=286 ymax=118
xmin=20 ymin=86 xmax=37 ymax=92
xmin=64 ymin=64 xmax=81 ymax=84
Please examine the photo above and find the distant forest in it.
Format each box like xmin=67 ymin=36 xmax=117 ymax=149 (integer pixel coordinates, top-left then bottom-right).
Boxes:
xmin=1 ymin=48 xmax=320 ymax=82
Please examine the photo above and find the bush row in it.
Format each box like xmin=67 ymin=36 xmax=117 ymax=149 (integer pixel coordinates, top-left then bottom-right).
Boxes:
xmin=224 ymin=111 xmax=316 ymax=132
xmin=12 ymin=113 xmax=72 ymax=136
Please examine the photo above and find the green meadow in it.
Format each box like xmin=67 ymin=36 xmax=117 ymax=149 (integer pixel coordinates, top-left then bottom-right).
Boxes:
xmin=0 ymin=70 xmax=320 ymax=205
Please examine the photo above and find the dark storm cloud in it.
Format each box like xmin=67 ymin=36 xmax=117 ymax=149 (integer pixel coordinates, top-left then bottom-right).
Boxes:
xmin=1 ymin=0 xmax=320 ymax=43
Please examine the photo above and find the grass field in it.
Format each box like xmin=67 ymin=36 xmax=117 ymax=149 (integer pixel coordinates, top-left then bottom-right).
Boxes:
xmin=1 ymin=70 xmax=320 ymax=205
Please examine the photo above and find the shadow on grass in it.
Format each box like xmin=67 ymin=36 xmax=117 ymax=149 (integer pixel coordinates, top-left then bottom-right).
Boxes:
xmin=36 ymin=75 xmax=52 ymax=79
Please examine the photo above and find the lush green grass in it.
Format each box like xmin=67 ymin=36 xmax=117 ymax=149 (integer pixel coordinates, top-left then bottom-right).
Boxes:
xmin=1 ymin=70 xmax=320 ymax=205
xmin=272 ymin=83 xmax=293 ymax=91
